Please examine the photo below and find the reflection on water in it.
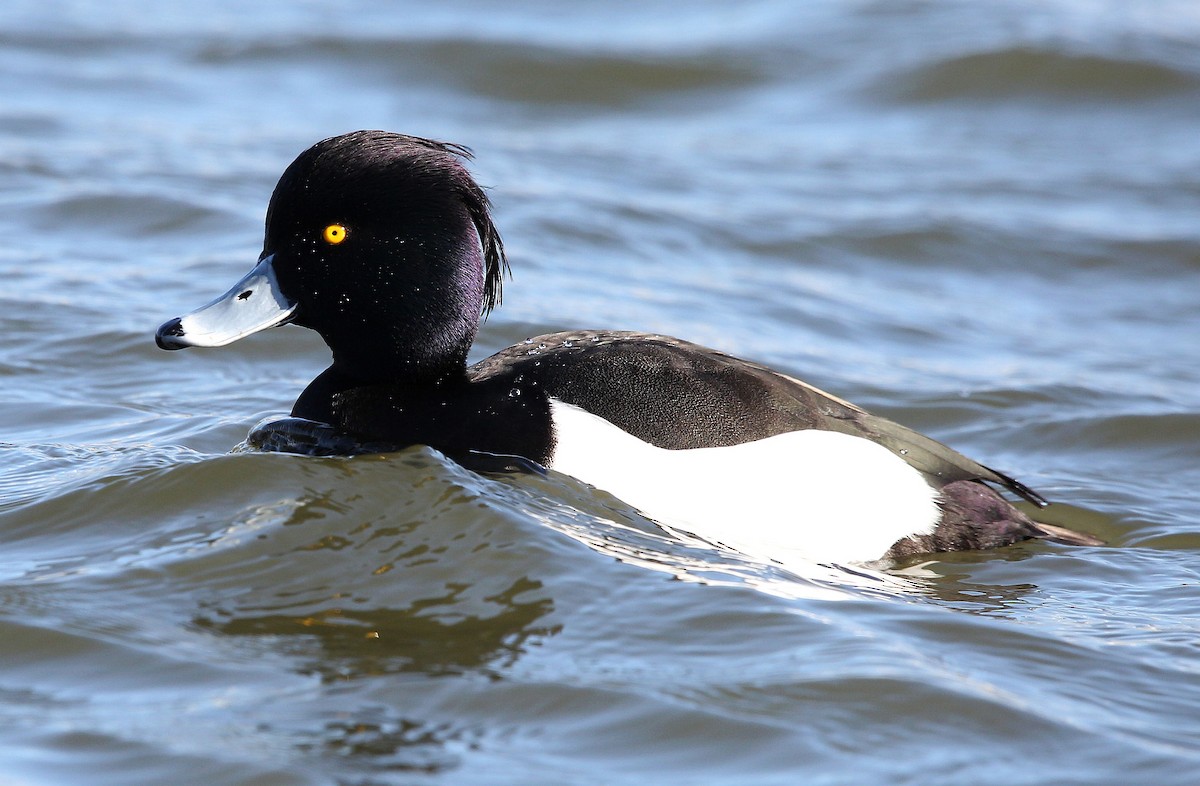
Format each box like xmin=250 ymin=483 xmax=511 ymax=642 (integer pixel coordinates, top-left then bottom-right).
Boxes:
xmin=151 ymin=453 xmax=568 ymax=684
xmin=892 ymin=501 xmax=1123 ymax=616
xmin=198 ymin=576 xmax=558 ymax=681
xmin=897 ymin=555 xmax=1042 ymax=614
xmin=295 ymin=711 xmax=468 ymax=777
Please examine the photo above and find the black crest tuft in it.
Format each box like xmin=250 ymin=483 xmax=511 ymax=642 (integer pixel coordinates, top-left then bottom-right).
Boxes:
xmin=447 ymin=142 xmax=509 ymax=317
xmin=359 ymin=132 xmax=508 ymax=316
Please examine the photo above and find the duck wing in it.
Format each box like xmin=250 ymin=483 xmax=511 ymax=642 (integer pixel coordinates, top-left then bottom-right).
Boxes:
xmin=472 ymin=330 xmax=1046 ymax=506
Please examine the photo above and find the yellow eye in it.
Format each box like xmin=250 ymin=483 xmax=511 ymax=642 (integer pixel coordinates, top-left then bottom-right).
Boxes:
xmin=322 ymin=224 xmax=348 ymax=245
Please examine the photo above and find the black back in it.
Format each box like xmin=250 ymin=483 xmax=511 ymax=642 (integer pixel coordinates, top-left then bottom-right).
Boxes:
xmin=331 ymin=329 xmax=1045 ymax=506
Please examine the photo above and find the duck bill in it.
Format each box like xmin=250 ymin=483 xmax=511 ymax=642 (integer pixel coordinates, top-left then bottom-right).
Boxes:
xmin=155 ymin=255 xmax=297 ymax=350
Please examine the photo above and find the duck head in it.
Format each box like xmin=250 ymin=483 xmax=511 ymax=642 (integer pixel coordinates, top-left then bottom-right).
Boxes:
xmin=155 ymin=130 xmax=506 ymax=383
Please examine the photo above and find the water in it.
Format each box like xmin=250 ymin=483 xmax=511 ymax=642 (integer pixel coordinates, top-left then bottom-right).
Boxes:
xmin=3 ymin=1 xmax=1200 ymax=783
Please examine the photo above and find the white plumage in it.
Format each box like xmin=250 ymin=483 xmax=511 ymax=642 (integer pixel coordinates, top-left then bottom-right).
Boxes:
xmin=546 ymin=399 xmax=941 ymax=566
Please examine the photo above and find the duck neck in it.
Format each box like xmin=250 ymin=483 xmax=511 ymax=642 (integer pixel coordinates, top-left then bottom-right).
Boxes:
xmin=290 ymin=339 xmax=471 ymax=424
xmin=330 ymin=337 xmax=472 ymax=388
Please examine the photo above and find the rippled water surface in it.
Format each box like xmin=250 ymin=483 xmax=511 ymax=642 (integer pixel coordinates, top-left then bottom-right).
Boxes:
xmin=3 ymin=1 xmax=1200 ymax=784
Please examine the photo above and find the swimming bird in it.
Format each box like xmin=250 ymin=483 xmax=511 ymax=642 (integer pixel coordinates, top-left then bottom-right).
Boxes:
xmin=155 ymin=130 xmax=1099 ymax=566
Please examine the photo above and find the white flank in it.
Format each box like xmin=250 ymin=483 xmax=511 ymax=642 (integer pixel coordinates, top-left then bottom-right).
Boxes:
xmin=546 ymin=399 xmax=940 ymax=567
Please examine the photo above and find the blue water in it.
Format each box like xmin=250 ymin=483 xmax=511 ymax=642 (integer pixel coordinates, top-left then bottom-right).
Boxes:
xmin=2 ymin=1 xmax=1200 ymax=784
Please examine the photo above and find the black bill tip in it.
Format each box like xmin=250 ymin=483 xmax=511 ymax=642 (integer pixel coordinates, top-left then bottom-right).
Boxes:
xmin=155 ymin=317 xmax=188 ymax=350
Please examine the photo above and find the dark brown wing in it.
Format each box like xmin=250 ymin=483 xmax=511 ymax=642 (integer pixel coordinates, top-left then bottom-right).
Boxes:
xmin=471 ymin=330 xmax=1046 ymax=506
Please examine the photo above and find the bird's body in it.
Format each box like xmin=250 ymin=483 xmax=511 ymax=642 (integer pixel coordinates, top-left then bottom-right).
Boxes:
xmin=156 ymin=130 xmax=1100 ymax=566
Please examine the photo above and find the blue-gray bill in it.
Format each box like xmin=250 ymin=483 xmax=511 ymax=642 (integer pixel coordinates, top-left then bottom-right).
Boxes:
xmin=155 ymin=254 xmax=296 ymax=350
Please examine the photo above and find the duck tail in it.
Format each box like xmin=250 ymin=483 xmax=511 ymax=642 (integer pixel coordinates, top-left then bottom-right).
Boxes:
xmin=1028 ymin=521 xmax=1105 ymax=547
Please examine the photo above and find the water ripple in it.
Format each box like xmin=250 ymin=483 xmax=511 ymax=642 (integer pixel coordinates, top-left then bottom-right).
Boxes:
xmin=882 ymin=46 xmax=1200 ymax=103
xmin=194 ymin=34 xmax=763 ymax=108
xmin=3 ymin=0 xmax=1200 ymax=783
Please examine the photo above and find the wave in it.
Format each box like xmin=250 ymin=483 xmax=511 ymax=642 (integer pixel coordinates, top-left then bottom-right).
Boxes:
xmin=879 ymin=45 xmax=1200 ymax=103
xmin=195 ymin=34 xmax=763 ymax=109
